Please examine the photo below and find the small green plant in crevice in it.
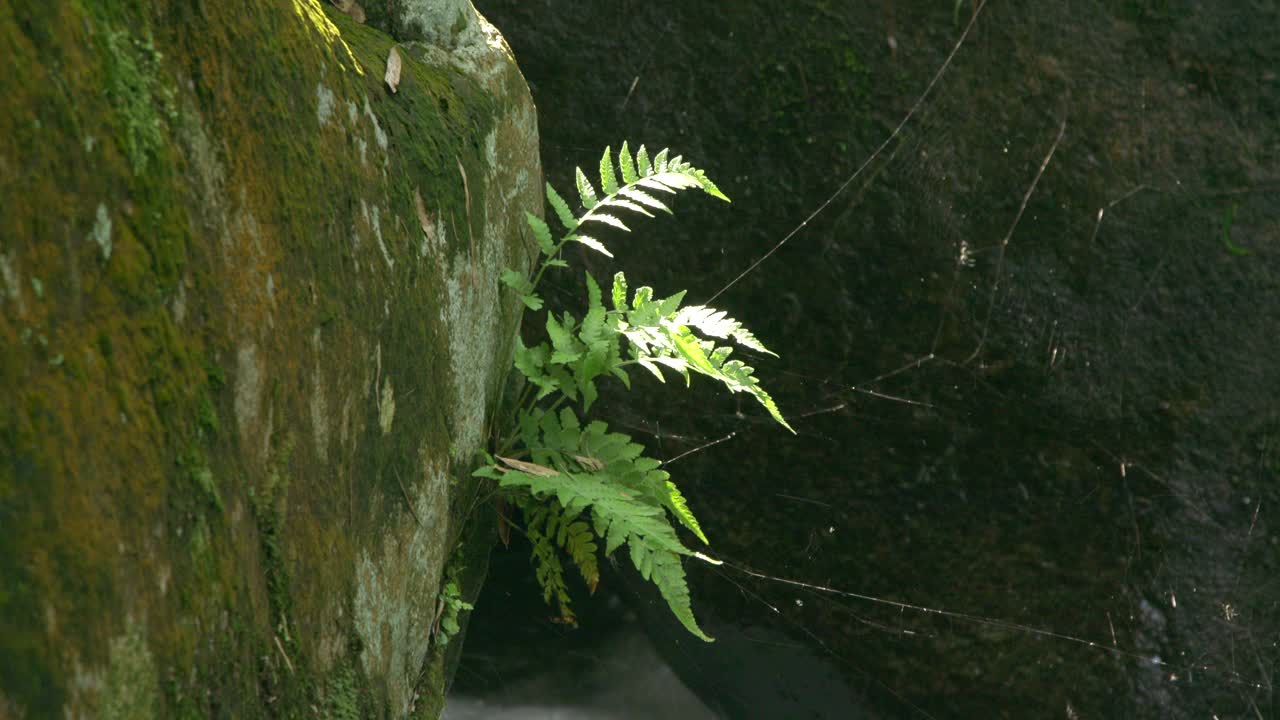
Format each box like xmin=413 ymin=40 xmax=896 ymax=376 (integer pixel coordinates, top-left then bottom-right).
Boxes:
xmin=431 ymin=569 xmax=474 ymax=650
xmin=475 ymin=143 xmax=793 ymax=641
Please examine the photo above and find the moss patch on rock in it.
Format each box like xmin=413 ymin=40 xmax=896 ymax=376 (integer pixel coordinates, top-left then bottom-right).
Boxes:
xmin=0 ymin=0 xmax=539 ymax=717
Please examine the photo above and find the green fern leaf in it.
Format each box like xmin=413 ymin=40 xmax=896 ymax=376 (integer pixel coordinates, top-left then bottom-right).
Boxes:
xmin=584 ymin=273 xmax=604 ymax=317
xmin=603 ymin=198 xmax=655 ymax=218
xmin=546 ymin=313 xmax=584 ymax=364
xmin=717 ymin=359 xmax=793 ymax=432
xmin=618 ymin=141 xmax=638 ymax=184
xmin=618 ymin=187 xmax=672 ymax=214
xmin=580 ymin=378 xmax=599 ymax=412
xmin=598 ymin=146 xmax=619 ymax=195
xmin=636 ymin=357 xmax=664 ymax=382
xmin=611 ymin=272 xmax=628 ymax=311
xmin=584 ymin=213 xmax=631 ymax=232
xmin=525 ymin=211 xmax=556 ymax=255
xmin=546 ymin=183 xmax=578 ymax=232
xmin=664 ymin=480 xmax=708 ymax=544
xmin=674 ymin=305 xmax=776 ymax=356
xmin=648 ymin=550 xmax=711 ymax=641
xmin=514 ymin=340 xmax=559 ymax=400
xmin=609 ymin=366 xmax=631 ymax=389
xmin=689 ymin=167 xmax=730 ymax=202
xmin=520 ymin=500 xmax=576 ymax=623
xmin=649 ymin=172 xmax=703 ymax=191
xmin=575 ymin=167 xmax=599 ymax=210
xmin=652 ymin=356 xmax=692 ymax=385
xmin=636 ymin=145 xmax=652 ymax=176
xmin=483 ymin=413 xmax=714 ymax=639
xmin=618 ymin=302 xmax=792 ymax=430
xmin=657 ymin=289 xmax=687 ymax=317
xmin=561 ymin=517 xmax=600 ymax=593
xmin=670 ymin=329 xmax=718 ymax=377
xmin=572 ymin=235 xmax=613 ymax=257
xmin=653 ymin=148 xmax=670 ymax=172
xmin=630 ymin=540 xmax=654 ymax=580
xmin=544 ymin=365 xmax=578 ymax=401
xmin=500 ymin=268 xmax=533 ymax=295
xmin=635 ymin=177 xmax=678 ymax=195
xmin=500 ymin=267 xmax=543 ymax=311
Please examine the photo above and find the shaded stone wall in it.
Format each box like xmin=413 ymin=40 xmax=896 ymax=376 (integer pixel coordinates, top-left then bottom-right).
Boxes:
xmin=0 ymin=1 xmax=539 ymax=717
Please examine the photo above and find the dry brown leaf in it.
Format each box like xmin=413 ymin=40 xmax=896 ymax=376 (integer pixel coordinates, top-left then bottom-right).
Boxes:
xmin=496 ymin=456 xmax=560 ymax=477
xmin=385 ymin=46 xmax=402 ymax=93
xmin=494 ymin=495 xmax=512 ymax=548
xmin=414 ymin=188 xmax=432 ymax=233
xmin=330 ymin=0 xmax=364 ymax=22
xmin=572 ymin=454 xmax=605 ymax=471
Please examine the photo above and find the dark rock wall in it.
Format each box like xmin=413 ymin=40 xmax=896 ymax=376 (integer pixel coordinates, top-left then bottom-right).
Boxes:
xmin=468 ymin=2 xmax=1279 ymax=717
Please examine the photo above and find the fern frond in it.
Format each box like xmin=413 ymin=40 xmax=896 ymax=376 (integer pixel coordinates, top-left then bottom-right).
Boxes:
xmin=674 ymin=305 xmax=776 ymax=356
xmin=636 ymin=145 xmax=652 ymax=176
xmin=520 ymin=499 xmax=577 ymax=624
xmin=598 ymin=146 xmax=619 ymax=195
xmin=664 ymin=480 xmax=708 ymax=545
xmin=524 ymin=212 xmax=556 ymax=256
xmin=618 ymin=141 xmax=638 ymax=184
xmin=476 ymin=409 xmax=715 ymax=640
xmin=583 ymin=213 xmax=631 ymax=232
xmin=575 ymin=167 xmax=599 ymax=209
xmin=634 ymin=176 xmax=679 ymax=195
xmin=495 ymin=144 xmax=761 ymax=643
xmin=618 ymin=187 xmax=672 ymax=214
xmin=632 ymin=543 xmax=711 ymax=641
xmin=653 ymin=148 xmax=670 ymax=172
xmin=572 ymin=235 xmax=613 ymax=257
xmin=613 ymin=278 xmax=793 ymax=432
xmin=545 ymin=183 xmax=578 ymax=232
xmin=554 ymin=146 xmax=726 ymax=268
xmin=600 ymin=198 xmax=655 ymax=218
xmin=559 ymin=515 xmax=600 ymax=594
xmin=714 ymin=359 xmax=792 ymax=432
xmin=611 ymin=272 xmax=628 ymax=311
xmin=513 ymin=339 xmax=558 ymax=400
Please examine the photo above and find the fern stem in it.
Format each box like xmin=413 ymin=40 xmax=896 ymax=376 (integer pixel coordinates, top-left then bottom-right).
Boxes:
xmin=529 ymin=178 xmax=653 ymax=293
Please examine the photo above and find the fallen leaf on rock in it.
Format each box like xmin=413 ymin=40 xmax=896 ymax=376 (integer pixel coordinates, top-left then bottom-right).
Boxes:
xmin=415 ymin=188 xmax=440 ymax=254
xmin=330 ymin=0 xmax=365 ymax=23
xmin=385 ymin=46 xmax=402 ymax=93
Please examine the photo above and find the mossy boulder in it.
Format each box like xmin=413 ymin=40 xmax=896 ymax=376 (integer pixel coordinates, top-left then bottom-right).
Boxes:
xmin=0 ymin=1 xmax=539 ymax=717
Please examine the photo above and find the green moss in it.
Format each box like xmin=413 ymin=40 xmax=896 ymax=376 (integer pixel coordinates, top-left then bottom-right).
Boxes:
xmin=99 ymin=26 xmax=176 ymax=175
xmin=1 ymin=1 xmax=536 ymax=716
xmin=326 ymin=665 xmax=363 ymax=720
xmin=100 ymin=622 xmax=160 ymax=720
xmin=196 ymin=394 xmax=220 ymax=438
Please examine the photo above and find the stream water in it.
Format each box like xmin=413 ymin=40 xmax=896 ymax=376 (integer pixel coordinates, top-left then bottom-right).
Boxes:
xmin=456 ymin=2 xmax=1280 ymax=717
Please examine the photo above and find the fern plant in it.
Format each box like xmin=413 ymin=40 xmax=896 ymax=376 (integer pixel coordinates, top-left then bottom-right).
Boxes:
xmin=475 ymin=143 xmax=793 ymax=641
